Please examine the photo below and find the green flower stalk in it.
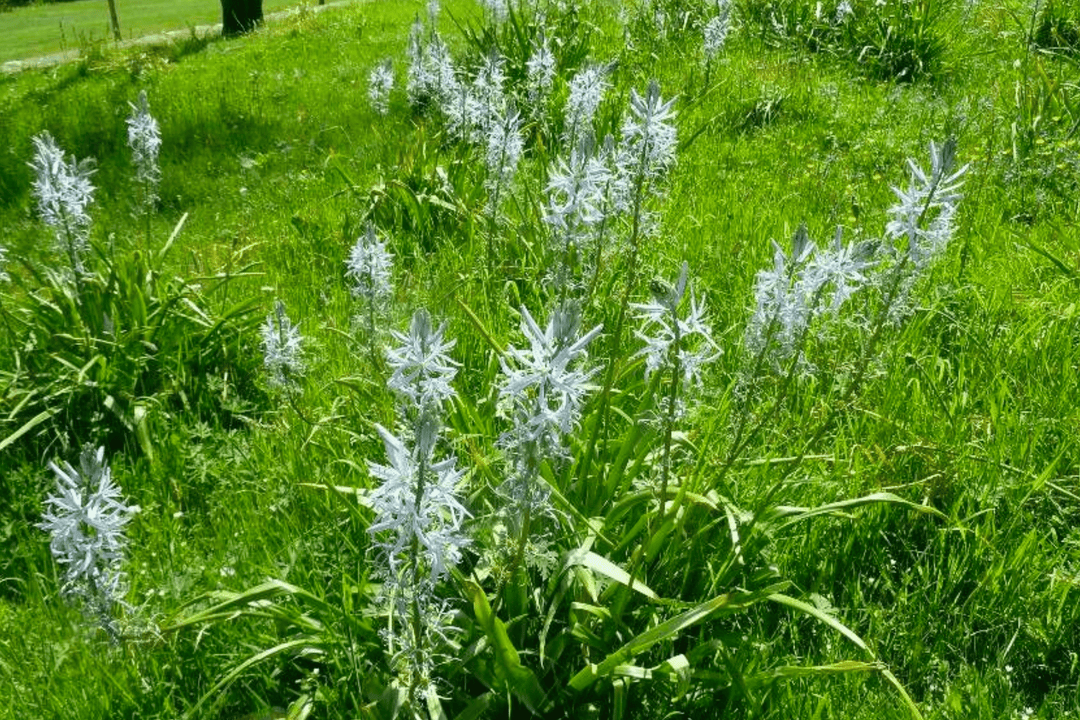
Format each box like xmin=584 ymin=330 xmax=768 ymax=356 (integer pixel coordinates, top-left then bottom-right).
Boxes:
xmin=370 ymin=308 xmax=468 ymax=703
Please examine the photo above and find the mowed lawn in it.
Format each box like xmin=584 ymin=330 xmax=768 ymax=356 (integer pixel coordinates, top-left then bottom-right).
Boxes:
xmin=0 ymin=0 xmax=309 ymax=63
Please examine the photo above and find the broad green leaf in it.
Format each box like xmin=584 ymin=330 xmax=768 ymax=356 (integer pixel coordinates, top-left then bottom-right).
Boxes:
xmin=452 ymin=692 xmax=494 ymax=720
xmin=565 ymin=548 xmax=659 ymax=601
xmin=466 ymin=582 xmax=549 ymax=714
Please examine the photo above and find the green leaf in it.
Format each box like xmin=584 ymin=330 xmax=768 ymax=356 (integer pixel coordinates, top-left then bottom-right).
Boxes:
xmin=451 ymin=692 xmax=494 ymax=720
xmin=768 ymin=491 xmax=946 ymax=529
xmin=766 ymin=594 xmax=924 ymax=720
xmin=767 ymin=592 xmax=868 ymax=652
xmin=465 ymin=582 xmax=549 ymax=714
xmin=0 ymin=408 xmax=56 ymax=452
xmin=183 ymin=638 xmax=322 ymax=720
xmin=569 ymin=583 xmax=788 ymax=690
xmin=565 ymin=548 xmax=659 ymax=601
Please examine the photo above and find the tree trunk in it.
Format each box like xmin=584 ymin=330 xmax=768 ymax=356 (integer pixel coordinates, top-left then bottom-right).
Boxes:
xmin=106 ymin=0 xmax=122 ymax=41
xmin=221 ymin=0 xmax=263 ymax=37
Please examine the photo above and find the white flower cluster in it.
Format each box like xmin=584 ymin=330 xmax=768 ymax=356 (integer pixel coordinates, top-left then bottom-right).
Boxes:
xmin=345 ymin=222 xmax=394 ymax=304
xmin=526 ymin=33 xmax=557 ymax=111
xmin=38 ymin=446 xmax=135 ymax=637
xmin=498 ymin=303 xmax=600 ymax=516
xmin=386 ymin=309 xmax=459 ymax=413
xmin=407 ymin=26 xmax=516 ymax=148
xmin=261 ymin=299 xmax=305 ymax=388
xmin=0 ymin=244 xmax=9 ymax=283
xmin=500 ymin=304 xmax=602 ymax=459
xmin=745 ymin=224 xmax=875 ymax=365
xmin=745 ymin=140 xmax=966 ymax=367
xmin=367 ymin=424 xmax=469 ymax=582
xmin=471 ymin=52 xmax=508 ymax=137
xmin=28 ymin=132 xmax=96 ymax=275
xmin=563 ymin=64 xmax=608 ymax=147
xmin=703 ymin=0 xmax=733 ymax=59
xmin=406 ymin=19 xmax=456 ymax=108
xmin=369 ymin=308 xmax=469 ymax=700
xmin=835 ymin=0 xmax=854 ymax=23
xmin=634 ymin=263 xmax=720 ymax=392
xmin=885 ymin=139 xmax=968 ymax=270
xmin=485 ymin=106 xmax=523 ymax=206
xmin=622 ymin=80 xmax=678 ymax=181
xmin=544 ymin=136 xmax=613 ymax=250
xmin=126 ymin=90 xmax=161 ymax=205
xmin=368 ymin=59 xmax=395 ymax=115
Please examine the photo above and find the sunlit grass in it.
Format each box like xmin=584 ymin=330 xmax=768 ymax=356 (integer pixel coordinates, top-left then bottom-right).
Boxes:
xmin=0 ymin=0 xmax=1077 ymax=718
xmin=0 ymin=0 xmax=332 ymax=64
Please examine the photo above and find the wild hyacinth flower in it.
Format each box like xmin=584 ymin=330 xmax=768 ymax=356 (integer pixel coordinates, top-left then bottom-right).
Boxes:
xmin=346 ymin=223 xmax=394 ymax=303
xmin=545 ymin=136 xmax=613 ymax=289
xmin=634 ymin=262 xmax=720 ymax=394
xmin=608 ymin=80 xmax=678 ymax=331
xmin=369 ymin=59 xmax=394 ymax=115
xmin=485 ymin=106 xmax=523 ymax=210
xmin=38 ymin=446 xmax=135 ymax=639
xmin=545 ymin=136 xmax=611 ymax=245
xmin=499 ymin=302 xmax=601 ymax=517
xmin=366 ymin=422 xmax=469 ymax=700
xmin=261 ymin=299 xmax=304 ymax=388
xmin=0 ymin=244 xmax=9 ymax=282
xmin=500 ymin=304 xmax=602 ymax=459
xmin=597 ymin=133 xmax=632 ymax=221
xmin=745 ymin=232 xmax=811 ymax=364
xmin=634 ymin=264 xmax=718 ymax=514
xmin=369 ymin=309 xmax=467 ymax=701
xmin=472 ymin=51 xmax=507 ymax=137
xmin=29 ymin=132 xmax=96 ymax=276
xmin=563 ymin=64 xmax=608 ymax=148
xmin=346 ymin=222 xmax=394 ymax=354
xmin=126 ymin=91 xmax=161 ymax=207
xmin=526 ymin=33 xmax=557 ymax=113
xmin=406 ymin=17 xmax=436 ymax=108
xmin=386 ymin=309 xmax=458 ymax=416
xmin=745 ymin=224 xmax=877 ymax=367
xmin=367 ymin=424 xmax=469 ymax=583
xmin=802 ymin=226 xmax=876 ymax=312
xmin=426 ymin=34 xmax=458 ymax=104
xmin=885 ymin=139 xmax=968 ymax=270
xmin=703 ymin=0 xmax=733 ymax=60
xmin=835 ymin=0 xmax=854 ymax=23
xmin=622 ymin=80 xmax=678 ymax=182
xmin=871 ymin=139 xmax=968 ymax=324
xmin=443 ymin=78 xmax=479 ymax=143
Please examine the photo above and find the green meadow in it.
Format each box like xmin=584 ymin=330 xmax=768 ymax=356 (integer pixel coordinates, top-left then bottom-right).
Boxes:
xmin=0 ymin=0 xmax=305 ymax=64
xmin=0 ymin=0 xmax=1078 ymax=718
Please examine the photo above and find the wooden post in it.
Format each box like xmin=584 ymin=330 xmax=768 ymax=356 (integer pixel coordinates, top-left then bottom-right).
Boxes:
xmin=106 ymin=0 xmax=122 ymax=41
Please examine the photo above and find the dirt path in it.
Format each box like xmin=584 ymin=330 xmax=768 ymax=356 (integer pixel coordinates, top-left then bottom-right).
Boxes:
xmin=1 ymin=0 xmax=358 ymax=75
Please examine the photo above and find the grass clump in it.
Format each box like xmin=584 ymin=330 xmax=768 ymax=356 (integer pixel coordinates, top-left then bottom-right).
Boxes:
xmin=1033 ymin=0 xmax=1080 ymax=55
xmin=738 ymin=0 xmax=957 ymax=81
